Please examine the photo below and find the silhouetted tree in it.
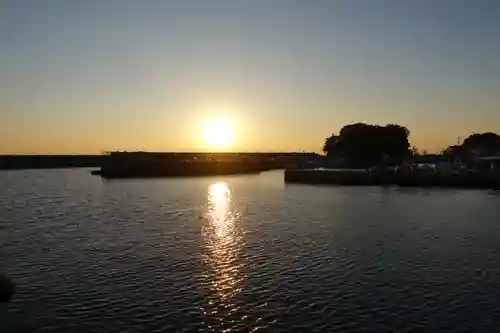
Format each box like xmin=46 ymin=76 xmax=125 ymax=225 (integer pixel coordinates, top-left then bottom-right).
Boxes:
xmin=441 ymin=133 xmax=500 ymax=165
xmin=323 ymin=134 xmax=339 ymax=155
xmin=462 ymin=133 xmax=500 ymax=155
xmin=323 ymin=123 xmax=411 ymax=168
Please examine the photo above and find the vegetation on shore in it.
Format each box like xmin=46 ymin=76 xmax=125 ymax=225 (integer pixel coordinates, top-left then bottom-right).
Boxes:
xmin=443 ymin=132 xmax=500 ymax=162
xmin=323 ymin=123 xmax=412 ymax=168
xmin=323 ymin=123 xmax=500 ymax=168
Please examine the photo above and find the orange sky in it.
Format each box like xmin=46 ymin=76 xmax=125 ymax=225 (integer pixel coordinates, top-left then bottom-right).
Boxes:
xmin=2 ymin=1 xmax=500 ymax=154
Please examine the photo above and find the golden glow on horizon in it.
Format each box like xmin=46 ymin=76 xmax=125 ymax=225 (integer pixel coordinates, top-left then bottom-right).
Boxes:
xmin=203 ymin=118 xmax=235 ymax=148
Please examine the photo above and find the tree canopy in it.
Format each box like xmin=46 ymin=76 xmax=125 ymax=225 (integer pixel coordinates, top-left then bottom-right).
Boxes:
xmin=323 ymin=123 xmax=411 ymax=168
xmin=462 ymin=133 xmax=500 ymax=154
xmin=443 ymin=132 xmax=500 ymax=159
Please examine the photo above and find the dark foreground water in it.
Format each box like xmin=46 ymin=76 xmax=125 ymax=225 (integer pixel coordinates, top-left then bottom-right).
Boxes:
xmin=1 ymin=169 xmax=500 ymax=332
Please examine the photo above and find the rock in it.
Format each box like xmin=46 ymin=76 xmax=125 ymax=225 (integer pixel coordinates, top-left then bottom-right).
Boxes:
xmin=0 ymin=273 xmax=15 ymax=302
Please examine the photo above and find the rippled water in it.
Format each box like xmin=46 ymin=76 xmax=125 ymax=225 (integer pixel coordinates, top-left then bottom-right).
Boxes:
xmin=2 ymin=169 xmax=500 ymax=332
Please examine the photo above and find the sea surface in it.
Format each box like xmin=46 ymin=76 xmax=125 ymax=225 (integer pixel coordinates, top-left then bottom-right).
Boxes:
xmin=1 ymin=169 xmax=500 ymax=332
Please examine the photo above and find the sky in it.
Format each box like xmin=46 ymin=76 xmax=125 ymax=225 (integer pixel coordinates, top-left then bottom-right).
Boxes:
xmin=1 ymin=0 xmax=500 ymax=154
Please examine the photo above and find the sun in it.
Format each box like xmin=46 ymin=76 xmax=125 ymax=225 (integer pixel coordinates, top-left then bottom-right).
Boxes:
xmin=203 ymin=118 xmax=235 ymax=148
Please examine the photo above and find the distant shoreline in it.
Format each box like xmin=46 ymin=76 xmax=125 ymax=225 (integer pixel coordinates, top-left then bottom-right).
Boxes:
xmin=0 ymin=152 xmax=318 ymax=170
xmin=0 ymin=155 xmax=103 ymax=170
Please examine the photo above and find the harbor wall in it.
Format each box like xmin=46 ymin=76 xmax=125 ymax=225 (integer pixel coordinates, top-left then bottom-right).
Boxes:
xmin=285 ymin=169 xmax=500 ymax=189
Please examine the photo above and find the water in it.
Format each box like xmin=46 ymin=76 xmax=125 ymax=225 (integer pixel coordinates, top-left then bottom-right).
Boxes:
xmin=1 ymin=169 xmax=500 ymax=332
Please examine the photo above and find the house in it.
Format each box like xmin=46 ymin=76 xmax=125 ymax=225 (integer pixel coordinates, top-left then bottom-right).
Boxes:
xmin=476 ymin=155 xmax=500 ymax=171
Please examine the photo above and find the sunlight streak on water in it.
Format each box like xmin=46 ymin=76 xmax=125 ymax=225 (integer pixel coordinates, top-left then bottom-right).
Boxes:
xmin=201 ymin=182 xmax=246 ymax=329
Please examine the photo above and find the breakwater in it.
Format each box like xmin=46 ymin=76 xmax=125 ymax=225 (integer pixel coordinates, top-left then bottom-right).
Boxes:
xmin=0 ymin=152 xmax=320 ymax=173
xmin=96 ymin=152 xmax=319 ymax=179
xmin=0 ymin=155 xmax=102 ymax=170
xmin=285 ymin=168 xmax=500 ymax=189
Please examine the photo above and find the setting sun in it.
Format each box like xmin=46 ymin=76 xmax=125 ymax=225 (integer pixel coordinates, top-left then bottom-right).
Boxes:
xmin=203 ymin=118 xmax=235 ymax=148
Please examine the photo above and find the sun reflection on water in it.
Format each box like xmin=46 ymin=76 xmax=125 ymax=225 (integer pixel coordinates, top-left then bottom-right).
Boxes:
xmin=201 ymin=182 xmax=245 ymax=328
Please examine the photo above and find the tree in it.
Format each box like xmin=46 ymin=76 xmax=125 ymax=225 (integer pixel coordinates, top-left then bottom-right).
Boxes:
xmin=441 ymin=133 xmax=500 ymax=163
xmin=323 ymin=123 xmax=411 ymax=168
xmin=462 ymin=133 xmax=500 ymax=155
xmin=323 ymin=134 xmax=339 ymax=155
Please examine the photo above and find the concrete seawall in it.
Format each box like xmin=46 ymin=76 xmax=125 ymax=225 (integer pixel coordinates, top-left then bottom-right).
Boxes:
xmin=285 ymin=169 xmax=500 ymax=189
